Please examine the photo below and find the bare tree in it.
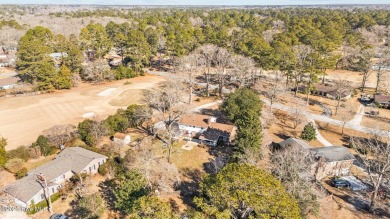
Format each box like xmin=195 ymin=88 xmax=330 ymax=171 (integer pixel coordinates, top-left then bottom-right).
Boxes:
xmin=195 ymin=44 xmax=218 ymax=97
xmin=176 ymin=52 xmax=204 ymax=104
xmin=214 ymin=47 xmax=232 ymax=97
xmin=255 ymin=71 xmax=285 ymax=113
xmin=43 ymin=124 xmax=76 ymax=147
xmin=293 ymin=44 xmax=313 ymax=96
xmin=374 ymin=49 xmax=390 ymax=93
xmin=143 ymin=81 xmax=190 ymax=162
xmin=356 ymin=49 xmax=375 ymax=92
xmin=287 ymin=96 xmax=307 ymax=129
xmin=124 ymin=138 xmax=180 ymax=192
xmin=231 ymin=55 xmax=256 ymax=88
xmin=338 ymin=104 xmax=355 ymax=136
xmin=351 ymin=132 xmax=390 ymax=212
xmin=271 ymin=144 xmax=319 ymax=217
xmin=332 ymin=79 xmax=353 ymax=116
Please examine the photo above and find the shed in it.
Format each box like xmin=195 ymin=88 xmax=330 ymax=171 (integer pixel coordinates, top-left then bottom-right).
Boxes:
xmin=113 ymin=132 xmax=131 ymax=145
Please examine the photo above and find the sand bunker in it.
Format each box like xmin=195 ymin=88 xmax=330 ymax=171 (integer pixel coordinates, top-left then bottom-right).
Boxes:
xmin=82 ymin=112 xmax=96 ymax=118
xmin=97 ymin=88 xmax=117 ymax=96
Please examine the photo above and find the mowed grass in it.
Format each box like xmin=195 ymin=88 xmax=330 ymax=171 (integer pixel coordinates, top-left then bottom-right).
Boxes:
xmin=108 ymin=89 xmax=144 ymax=107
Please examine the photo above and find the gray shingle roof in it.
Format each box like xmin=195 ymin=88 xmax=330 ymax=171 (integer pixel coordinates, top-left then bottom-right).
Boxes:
xmin=5 ymin=147 xmax=107 ymax=204
xmin=29 ymin=147 xmax=107 ymax=180
xmin=278 ymin=138 xmax=311 ymax=149
xmin=4 ymin=175 xmax=43 ymax=203
xmin=311 ymin=146 xmax=355 ymax=162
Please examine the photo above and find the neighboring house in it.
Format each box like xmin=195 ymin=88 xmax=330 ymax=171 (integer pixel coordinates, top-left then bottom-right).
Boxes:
xmin=5 ymin=147 xmax=107 ymax=208
xmin=274 ymin=138 xmax=355 ymax=181
xmin=0 ymin=77 xmax=19 ymax=90
xmin=49 ymin=52 xmax=68 ymax=60
xmin=311 ymin=146 xmax=355 ymax=180
xmin=112 ymin=132 xmax=131 ymax=145
xmin=178 ymin=114 xmax=236 ymax=146
xmin=374 ymin=94 xmax=390 ymax=108
xmin=274 ymin=137 xmax=311 ymax=150
xmin=296 ymin=84 xmax=352 ymax=100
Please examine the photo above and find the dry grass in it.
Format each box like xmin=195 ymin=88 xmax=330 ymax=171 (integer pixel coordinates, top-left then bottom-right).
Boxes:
xmin=23 ymin=154 xmax=57 ymax=171
xmin=0 ymin=74 xmax=165 ymax=150
xmin=171 ymin=141 xmax=213 ymax=170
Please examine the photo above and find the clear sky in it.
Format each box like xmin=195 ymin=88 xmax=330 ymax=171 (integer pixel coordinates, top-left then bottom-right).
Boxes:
xmin=1 ymin=0 xmax=389 ymax=5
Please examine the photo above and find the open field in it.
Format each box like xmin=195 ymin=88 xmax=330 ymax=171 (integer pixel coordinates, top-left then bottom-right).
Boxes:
xmin=0 ymin=74 xmax=165 ymax=150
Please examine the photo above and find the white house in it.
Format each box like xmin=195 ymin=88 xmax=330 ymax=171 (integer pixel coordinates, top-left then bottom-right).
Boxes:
xmin=112 ymin=132 xmax=131 ymax=145
xmin=178 ymin=114 xmax=236 ymax=146
xmin=5 ymin=147 xmax=107 ymax=207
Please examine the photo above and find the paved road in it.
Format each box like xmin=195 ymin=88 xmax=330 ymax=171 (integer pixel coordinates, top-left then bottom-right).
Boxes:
xmin=264 ymin=99 xmax=390 ymax=137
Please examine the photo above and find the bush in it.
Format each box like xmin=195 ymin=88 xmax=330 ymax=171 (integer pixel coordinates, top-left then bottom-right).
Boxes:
xmin=4 ymin=158 xmax=24 ymax=173
xmin=98 ymin=162 xmax=108 ymax=176
xmin=32 ymin=135 xmax=56 ymax=156
xmin=15 ymin=167 xmax=28 ymax=179
xmin=6 ymin=146 xmax=30 ymax=161
xmin=301 ymin=123 xmax=317 ymax=141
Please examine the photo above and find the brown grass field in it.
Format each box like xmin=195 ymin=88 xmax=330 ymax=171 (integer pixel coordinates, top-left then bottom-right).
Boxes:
xmin=0 ymin=74 xmax=165 ymax=150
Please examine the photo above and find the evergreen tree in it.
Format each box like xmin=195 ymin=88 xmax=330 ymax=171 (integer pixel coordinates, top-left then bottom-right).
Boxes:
xmin=0 ymin=137 xmax=7 ymax=168
xmin=113 ymin=171 xmax=150 ymax=214
xmin=193 ymin=163 xmax=300 ymax=218
xmin=221 ymin=89 xmax=263 ymax=160
xmin=55 ymin=65 xmax=73 ymax=89
xmin=16 ymin=26 xmax=57 ymax=91
xmin=80 ymin=23 xmax=112 ymax=60
xmin=301 ymin=123 xmax=317 ymax=141
xmin=129 ymin=196 xmax=178 ymax=219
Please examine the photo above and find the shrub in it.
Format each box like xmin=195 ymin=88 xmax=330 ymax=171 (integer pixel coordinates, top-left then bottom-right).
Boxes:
xmin=98 ymin=162 xmax=108 ymax=176
xmin=301 ymin=123 xmax=317 ymax=141
xmin=15 ymin=167 xmax=28 ymax=179
xmin=32 ymin=135 xmax=56 ymax=156
xmin=4 ymin=158 xmax=24 ymax=173
xmin=28 ymin=146 xmax=42 ymax=159
xmin=6 ymin=146 xmax=30 ymax=161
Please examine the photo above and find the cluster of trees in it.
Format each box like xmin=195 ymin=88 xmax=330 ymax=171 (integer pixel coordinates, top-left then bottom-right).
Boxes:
xmin=77 ymin=104 xmax=151 ymax=147
xmin=10 ymin=7 xmax=390 ymax=92
xmin=16 ymin=26 xmax=82 ymax=91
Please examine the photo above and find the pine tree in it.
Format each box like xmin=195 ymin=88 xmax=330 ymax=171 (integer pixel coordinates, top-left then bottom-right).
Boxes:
xmin=301 ymin=123 xmax=317 ymax=141
xmin=55 ymin=65 xmax=73 ymax=89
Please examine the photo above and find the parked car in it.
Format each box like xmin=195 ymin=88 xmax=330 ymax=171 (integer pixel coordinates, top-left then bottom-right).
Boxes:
xmin=333 ymin=179 xmax=351 ymax=188
xmin=50 ymin=214 xmax=70 ymax=219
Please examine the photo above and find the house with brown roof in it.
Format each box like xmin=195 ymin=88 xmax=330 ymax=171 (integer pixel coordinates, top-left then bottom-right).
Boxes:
xmin=5 ymin=147 xmax=107 ymax=208
xmin=296 ymin=84 xmax=352 ymax=100
xmin=178 ymin=114 xmax=236 ymax=146
xmin=374 ymin=94 xmax=390 ymax=108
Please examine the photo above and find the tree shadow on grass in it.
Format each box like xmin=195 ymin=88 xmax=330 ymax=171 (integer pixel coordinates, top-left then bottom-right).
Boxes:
xmin=177 ymin=168 xmax=205 ymax=209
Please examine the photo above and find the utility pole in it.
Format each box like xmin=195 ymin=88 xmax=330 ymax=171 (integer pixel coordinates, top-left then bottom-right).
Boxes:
xmin=36 ymin=173 xmax=52 ymax=213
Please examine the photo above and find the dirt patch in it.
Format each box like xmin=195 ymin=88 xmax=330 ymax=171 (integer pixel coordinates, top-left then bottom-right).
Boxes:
xmin=0 ymin=170 xmax=16 ymax=188
xmin=0 ymin=75 xmax=164 ymax=150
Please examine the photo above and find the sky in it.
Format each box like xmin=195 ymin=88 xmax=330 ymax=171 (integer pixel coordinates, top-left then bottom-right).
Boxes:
xmin=1 ymin=0 xmax=389 ymax=5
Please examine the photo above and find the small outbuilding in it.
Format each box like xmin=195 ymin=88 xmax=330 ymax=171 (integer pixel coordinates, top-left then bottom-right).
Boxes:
xmin=112 ymin=132 xmax=131 ymax=146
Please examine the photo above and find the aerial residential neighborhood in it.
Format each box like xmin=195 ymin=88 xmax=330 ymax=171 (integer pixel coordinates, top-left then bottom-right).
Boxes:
xmin=0 ymin=2 xmax=389 ymax=219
